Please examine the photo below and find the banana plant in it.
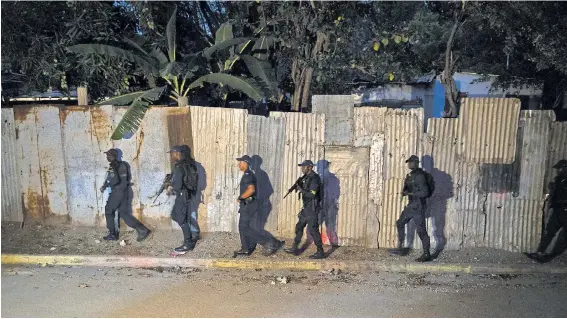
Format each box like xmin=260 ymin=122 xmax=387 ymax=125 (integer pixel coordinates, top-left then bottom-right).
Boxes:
xmin=68 ymin=7 xmax=278 ymax=140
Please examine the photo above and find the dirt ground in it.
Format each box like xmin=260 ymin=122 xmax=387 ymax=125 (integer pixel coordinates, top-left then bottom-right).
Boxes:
xmin=2 ymin=222 xmax=566 ymax=265
xmin=2 ymin=265 xmax=567 ymax=317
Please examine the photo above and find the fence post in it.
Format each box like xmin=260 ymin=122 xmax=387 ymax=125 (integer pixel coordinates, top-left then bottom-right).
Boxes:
xmin=77 ymin=87 xmax=88 ymax=105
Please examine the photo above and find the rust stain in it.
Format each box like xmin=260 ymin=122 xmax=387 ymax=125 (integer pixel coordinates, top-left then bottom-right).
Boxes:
xmin=25 ymin=191 xmax=49 ymax=220
xmin=13 ymin=106 xmax=34 ymax=123
xmin=166 ymin=108 xmax=194 ymax=154
xmin=132 ymin=130 xmax=145 ymax=161
xmin=134 ymin=206 xmax=144 ymax=222
xmin=58 ymin=106 xmax=89 ymax=124
xmin=90 ymin=106 xmax=112 ymax=141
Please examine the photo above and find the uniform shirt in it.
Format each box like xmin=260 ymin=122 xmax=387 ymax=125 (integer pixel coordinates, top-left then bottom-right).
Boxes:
xmin=105 ymin=161 xmax=131 ymax=190
xmin=171 ymin=161 xmax=187 ymax=195
xmin=300 ymin=171 xmax=322 ymax=205
xmin=402 ymin=168 xmax=429 ymax=200
xmin=240 ymin=169 xmax=257 ymax=198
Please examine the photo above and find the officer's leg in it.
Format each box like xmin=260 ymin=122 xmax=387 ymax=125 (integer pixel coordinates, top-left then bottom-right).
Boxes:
xmin=538 ymin=211 xmax=563 ymax=253
xmin=104 ymin=193 xmax=121 ymax=237
xmin=414 ymin=213 xmax=431 ymax=251
xmin=293 ymin=210 xmax=308 ymax=246
xmin=238 ymin=204 xmax=254 ymax=251
xmin=117 ymin=189 xmax=147 ymax=233
xmin=172 ymin=197 xmax=192 ymax=241
xmin=306 ymin=211 xmax=325 ymax=259
xmin=395 ymin=208 xmax=413 ymax=248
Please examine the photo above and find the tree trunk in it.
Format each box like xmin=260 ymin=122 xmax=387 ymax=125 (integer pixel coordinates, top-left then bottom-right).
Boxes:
xmin=440 ymin=10 xmax=463 ymax=118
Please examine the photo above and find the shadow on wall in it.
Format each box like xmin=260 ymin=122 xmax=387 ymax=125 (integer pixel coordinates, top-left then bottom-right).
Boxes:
xmin=250 ymin=155 xmax=278 ymax=243
xmin=407 ymin=155 xmax=454 ymax=252
xmin=317 ymin=159 xmax=341 ymax=247
xmin=189 ymin=160 xmax=206 ymax=239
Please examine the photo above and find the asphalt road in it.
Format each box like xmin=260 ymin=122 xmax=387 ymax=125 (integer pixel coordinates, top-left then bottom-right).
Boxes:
xmin=2 ymin=265 xmax=566 ymax=318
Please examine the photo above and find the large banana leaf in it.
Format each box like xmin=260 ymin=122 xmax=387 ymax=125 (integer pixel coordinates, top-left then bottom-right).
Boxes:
xmin=240 ymin=55 xmax=278 ymax=101
xmin=100 ymin=91 xmax=146 ymax=106
xmin=187 ymin=73 xmax=263 ymax=102
xmin=215 ymin=22 xmax=234 ymax=44
xmin=110 ymin=86 xmax=167 ymax=140
xmin=203 ymin=38 xmax=251 ymax=60
xmin=123 ymin=36 xmax=149 ymax=56
xmin=159 ymin=62 xmax=186 ymax=80
xmin=68 ymin=44 xmax=159 ymax=75
xmin=166 ymin=6 xmax=177 ymax=62
xmin=251 ymin=36 xmax=276 ymax=61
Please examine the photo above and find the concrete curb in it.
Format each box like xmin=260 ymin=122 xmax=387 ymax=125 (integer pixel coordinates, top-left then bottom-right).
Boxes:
xmin=2 ymin=254 xmax=565 ymax=275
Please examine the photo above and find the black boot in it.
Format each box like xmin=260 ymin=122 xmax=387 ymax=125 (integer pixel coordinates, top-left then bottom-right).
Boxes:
xmin=388 ymin=243 xmax=409 ymax=256
xmin=264 ymin=240 xmax=285 ymax=256
xmin=309 ymin=246 xmax=326 ymax=259
xmin=234 ymin=248 xmax=253 ymax=256
xmin=431 ymin=248 xmax=443 ymax=260
xmin=284 ymin=243 xmax=300 ymax=256
xmin=524 ymin=252 xmax=550 ymax=263
xmin=416 ymin=249 xmax=432 ymax=262
xmin=174 ymin=240 xmax=195 ymax=253
xmin=103 ymin=232 xmax=119 ymax=241
xmin=136 ymin=228 xmax=151 ymax=242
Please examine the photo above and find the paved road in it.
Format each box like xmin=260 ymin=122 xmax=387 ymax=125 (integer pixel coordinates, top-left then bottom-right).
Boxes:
xmin=2 ymin=265 xmax=567 ymax=317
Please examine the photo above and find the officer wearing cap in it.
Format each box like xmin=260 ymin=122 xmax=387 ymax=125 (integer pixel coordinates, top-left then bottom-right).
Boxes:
xmin=526 ymin=159 xmax=567 ymax=263
xmin=234 ymin=155 xmax=284 ymax=256
xmin=388 ymin=155 xmax=432 ymax=262
xmin=284 ymin=160 xmax=326 ymax=259
xmin=167 ymin=145 xmax=199 ymax=253
xmin=100 ymin=149 xmax=151 ymax=242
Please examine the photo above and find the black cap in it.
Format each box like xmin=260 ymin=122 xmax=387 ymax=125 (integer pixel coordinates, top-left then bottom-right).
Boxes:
xmin=552 ymin=159 xmax=567 ymax=169
xmin=236 ymin=155 xmax=252 ymax=165
xmin=298 ymin=160 xmax=314 ymax=167
xmin=104 ymin=149 xmax=119 ymax=157
xmin=405 ymin=155 xmax=419 ymax=163
xmin=167 ymin=145 xmax=184 ymax=153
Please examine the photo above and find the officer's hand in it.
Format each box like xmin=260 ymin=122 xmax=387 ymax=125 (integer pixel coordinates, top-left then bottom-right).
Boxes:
xmin=166 ymin=186 xmax=173 ymax=196
xmin=100 ymin=186 xmax=106 ymax=193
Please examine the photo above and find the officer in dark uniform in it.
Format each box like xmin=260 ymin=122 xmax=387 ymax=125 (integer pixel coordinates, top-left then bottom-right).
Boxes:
xmin=284 ymin=160 xmax=326 ymax=259
xmin=526 ymin=159 xmax=567 ymax=263
xmin=388 ymin=155 xmax=432 ymax=262
xmin=168 ymin=145 xmax=199 ymax=253
xmin=234 ymin=155 xmax=284 ymax=256
xmin=100 ymin=149 xmax=151 ymax=242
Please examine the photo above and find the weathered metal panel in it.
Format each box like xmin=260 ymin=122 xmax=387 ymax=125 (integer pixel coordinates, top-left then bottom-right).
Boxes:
xmin=324 ymin=147 xmax=369 ymax=247
xmin=191 ymin=106 xmax=248 ymax=233
xmin=312 ymin=95 xmax=353 ymax=146
xmin=247 ymin=115 xmax=285 ymax=234
xmin=89 ymin=106 xmax=114 ymax=226
xmin=366 ymin=134 xmax=385 ymax=248
xmin=137 ymin=107 xmax=175 ymax=226
xmin=383 ymin=108 xmax=424 ymax=180
xmin=545 ymin=121 xmax=567 ymax=194
xmin=485 ymin=194 xmax=543 ymax=252
xmin=459 ymin=98 xmax=521 ymax=163
xmin=35 ymin=107 xmax=68 ymax=219
xmin=1 ymin=109 xmax=23 ymax=222
xmin=277 ymin=112 xmax=325 ymax=238
xmin=14 ymin=106 xmax=44 ymax=220
xmin=353 ymin=107 xmax=387 ymax=147
xmin=516 ymin=111 xmax=554 ymax=200
xmin=377 ymin=178 xmax=406 ymax=248
xmin=59 ymin=106 xmax=99 ymax=225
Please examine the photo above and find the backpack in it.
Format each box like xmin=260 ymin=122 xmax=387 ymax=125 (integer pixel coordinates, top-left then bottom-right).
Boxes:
xmin=423 ymin=170 xmax=435 ymax=198
xmin=181 ymin=161 xmax=198 ymax=194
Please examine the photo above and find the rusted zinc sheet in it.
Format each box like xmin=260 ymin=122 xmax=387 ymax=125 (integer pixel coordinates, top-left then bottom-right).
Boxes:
xmin=485 ymin=193 xmax=543 ymax=252
xmin=136 ymin=107 xmax=176 ymax=227
xmin=353 ymin=107 xmax=387 ymax=147
xmin=14 ymin=106 xmax=44 ymax=221
xmin=1 ymin=109 xmax=23 ymax=222
xmin=312 ymin=95 xmax=354 ymax=146
xmin=366 ymin=134 xmax=385 ymax=248
xmin=383 ymin=108 xmax=424 ymax=180
xmin=89 ymin=106 xmax=113 ymax=226
xmin=60 ymin=106 xmax=107 ymax=225
xmin=458 ymin=98 xmax=521 ymax=164
xmin=191 ymin=106 xmax=247 ymax=233
xmin=277 ymin=112 xmax=325 ymax=238
xmin=246 ymin=115 xmax=285 ymax=234
xmin=324 ymin=147 xmax=370 ymax=247
xmin=516 ymin=111 xmax=554 ymax=200
xmin=545 ymin=121 xmax=567 ymax=193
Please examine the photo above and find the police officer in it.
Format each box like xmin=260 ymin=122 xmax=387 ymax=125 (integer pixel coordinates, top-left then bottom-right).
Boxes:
xmin=526 ymin=159 xmax=567 ymax=263
xmin=234 ymin=155 xmax=284 ymax=256
xmin=284 ymin=160 xmax=326 ymax=259
xmin=388 ymin=155 xmax=432 ymax=262
xmin=100 ymin=149 xmax=151 ymax=242
xmin=167 ymin=145 xmax=199 ymax=253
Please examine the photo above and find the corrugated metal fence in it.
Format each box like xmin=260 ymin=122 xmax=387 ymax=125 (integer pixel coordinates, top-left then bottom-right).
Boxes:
xmin=1 ymin=97 xmax=565 ymax=252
